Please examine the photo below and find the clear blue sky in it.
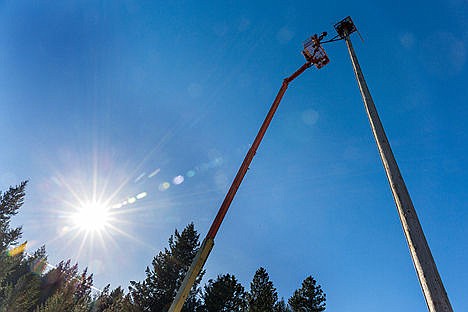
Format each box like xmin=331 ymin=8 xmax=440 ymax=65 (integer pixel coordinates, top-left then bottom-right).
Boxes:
xmin=1 ymin=1 xmax=467 ymax=311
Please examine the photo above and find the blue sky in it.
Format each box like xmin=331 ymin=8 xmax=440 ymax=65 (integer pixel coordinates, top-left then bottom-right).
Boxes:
xmin=1 ymin=1 xmax=467 ymax=311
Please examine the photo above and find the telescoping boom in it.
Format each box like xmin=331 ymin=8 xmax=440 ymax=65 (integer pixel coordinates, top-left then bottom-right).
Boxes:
xmin=168 ymin=32 xmax=330 ymax=312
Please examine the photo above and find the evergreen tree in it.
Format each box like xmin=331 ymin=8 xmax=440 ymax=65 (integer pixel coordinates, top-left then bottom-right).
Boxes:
xmin=129 ymin=223 xmax=204 ymax=312
xmin=39 ymin=260 xmax=78 ymax=305
xmin=288 ymin=276 xmax=326 ymax=312
xmin=0 ymin=272 xmax=41 ymax=312
xmin=102 ymin=292 xmax=138 ymax=312
xmin=93 ymin=285 xmax=137 ymax=312
xmin=37 ymin=260 xmax=94 ymax=311
xmin=0 ymin=246 xmax=52 ymax=312
xmin=35 ymin=286 xmax=81 ymax=312
xmin=74 ymin=268 xmax=93 ymax=303
xmin=0 ymin=181 xmax=27 ymax=251
xmin=248 ymin=267 xmax=278 ymax=312
xmin=0 ymin=182 xmax=28 ymax=304
xmin=201 ymin=273 xmax=247 ymax=312
xmin=92 ymin=285 xmax=113 ymax=312
xmin=0 ymin=181 xmax=44 ymax=311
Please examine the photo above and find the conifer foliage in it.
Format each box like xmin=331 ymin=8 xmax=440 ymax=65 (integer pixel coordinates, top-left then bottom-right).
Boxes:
xmin=248 ymin=267 xmax=278 ymax=312
xmin=288 ymin=276 xmax=326 ymax=312
xmin=129 ymin=223 xmax=204 ymax=312
xmin=0 ymin=181 xmax=26 ymax=250
xmin=201 ymin=273 xmax=247 ymax=312
xmin=274 ymin=298 xmax=292 ymax=312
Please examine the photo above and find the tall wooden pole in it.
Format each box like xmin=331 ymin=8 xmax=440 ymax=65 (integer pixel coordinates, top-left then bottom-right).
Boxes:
xmin=344 ymin=32 xmax=453 ymax=312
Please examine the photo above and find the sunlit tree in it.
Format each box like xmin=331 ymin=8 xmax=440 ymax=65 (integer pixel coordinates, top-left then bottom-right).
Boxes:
xmin=36 ymin=260 xmax=94 ymax=311
xmin=0 ymin=181 xmax=26 ymax=250
xmin=129 ymin=223 xmax=204 ymax=312
xmin=0 ymin=182 xmax=28 ymax=300
xmin=92 ymin=285 xmax=137 ymax=312
xmin=0 ymin=181 xmax=33 ymax=309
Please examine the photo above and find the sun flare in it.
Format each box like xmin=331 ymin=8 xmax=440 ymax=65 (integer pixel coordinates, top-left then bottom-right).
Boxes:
xmin=72 ymin=202 xmax=111 ymax=232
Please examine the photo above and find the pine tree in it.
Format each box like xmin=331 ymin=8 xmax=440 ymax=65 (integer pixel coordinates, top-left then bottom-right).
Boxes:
xmin=248 ymin=267 xmax=278 ymax=312
xmin=74 ymin=268 xmax=93 ymax=304
xmin=92 ymin=284 xmax=113 ymax=312
xmin=35 ymin=286 xmax=76 ymax=312
xmin=0 ymin=272 xmax=41 ymax=312
xmin=39 ymin=260 xmax=78 ymax=305
xmin=37 ymin=260 xmax=94 ymax=311
xmin=102 ymin=292 xmax=138 ymax=312
xmin=0 ymin=181 xmax=27 ymax=251
xmin=201 ymin=274 xmax=247 ymax=312
xmin=288 ymin=276 xmax=326 ymax=312
xmin=129 ymin=223 xmax=204 ymax=312
xmin=0 ymin=246 xmax=47 ymax=312
xmin=0 ymin=182 xmax=28 ymax=303
xmin=0 ymin=181 xmax=40 ymax=310
xmin=93 ymin=285 xmax=138 ymax=312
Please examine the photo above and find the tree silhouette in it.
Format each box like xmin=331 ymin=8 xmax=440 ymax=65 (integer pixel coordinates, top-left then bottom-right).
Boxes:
xmin=288 ymin=276 xmax=326 ymax=312
xmin=248 ymin=267 xmax=278 ymax=312
xmin=201 ymin=273 xmax=247 ymax=312
xmin=129 ymin=223 xmax=204 ymax=312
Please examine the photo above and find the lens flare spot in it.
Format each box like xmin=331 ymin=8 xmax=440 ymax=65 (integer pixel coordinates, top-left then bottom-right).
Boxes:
xmin=173 ymin=175 xmax=184 ymax=185
xmin=31 ymin=257 xmax=47 ymax=274
xmin=187 ymin=170 xmax=195 ymax=178
xmin=112 ymin=203 xmax=123 ymax=209
xmin=136 ymin=192 xmax=147 ymax=199
xmin=128 ymin=197 xmax=136 ymax=204
xmin=148 ymin=168 xmax=161 ymax=178
xmin=302 ymin=109 xmax=319 ymax=126
xmin=134 ymin=173 xmax=146 ymax=183
xmin=159 ymin=182 xmax=171 ymax=191
xmin=59 ymin=225 xmax=70 ymax=235
xmin=8 ymin=242 xmax=27 ymax=257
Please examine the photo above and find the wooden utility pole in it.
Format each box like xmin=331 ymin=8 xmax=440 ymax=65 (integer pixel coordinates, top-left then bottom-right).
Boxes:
xmin=335 ymin=17 xmax=453 ymax=312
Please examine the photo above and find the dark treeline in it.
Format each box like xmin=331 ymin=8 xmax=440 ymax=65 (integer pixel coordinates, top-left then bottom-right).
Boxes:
xmin=0 ymin=182 xmax=326 ymax=312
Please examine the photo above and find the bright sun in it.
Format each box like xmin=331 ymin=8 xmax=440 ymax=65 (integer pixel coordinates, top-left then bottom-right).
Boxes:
xmin=72 ymin=202 xmax=111 ymax=232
